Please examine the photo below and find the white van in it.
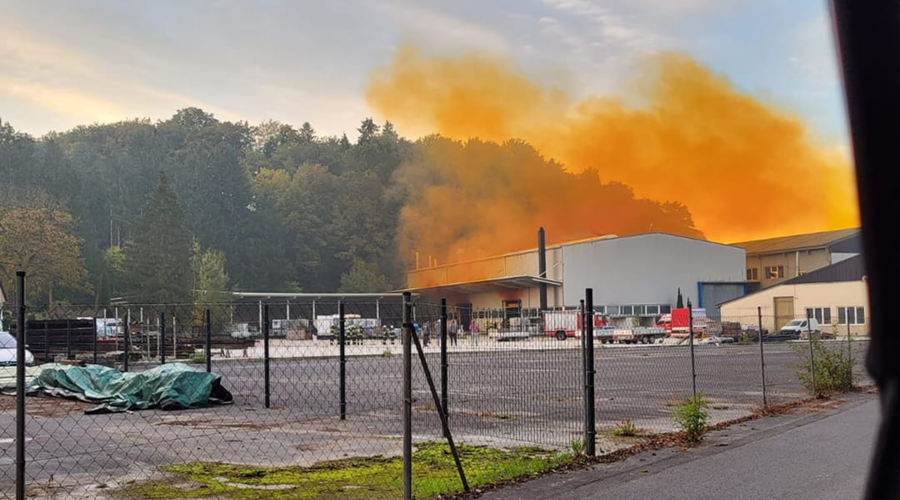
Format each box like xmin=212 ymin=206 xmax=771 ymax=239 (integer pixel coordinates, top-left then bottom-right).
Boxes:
xmin=780 ymin=318 xmax=820 ymax=338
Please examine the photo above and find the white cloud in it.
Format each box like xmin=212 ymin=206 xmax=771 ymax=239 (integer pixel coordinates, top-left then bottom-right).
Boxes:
xmin=0 ymin=24 xmax=242 ymax=133
xmin=0 ymin=27 xmax=98 ymax=78
xmin=541 ymin=0 xmax=665 ymax=49
xmin=376 ymin=1 xmax=509 ymax=54
xmin=0 ymin=77 xmax=127 ymax=123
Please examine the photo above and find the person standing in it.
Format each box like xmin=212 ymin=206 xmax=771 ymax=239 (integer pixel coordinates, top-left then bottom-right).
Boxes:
xmin=469 ymin=319 xmax=479 ymax=346
xmin=449 ymin=320 xmax=459 ymax=346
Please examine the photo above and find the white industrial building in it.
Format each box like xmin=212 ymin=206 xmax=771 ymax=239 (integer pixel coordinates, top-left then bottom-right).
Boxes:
xmin=406 ymin=231 xmax=747 ymax=319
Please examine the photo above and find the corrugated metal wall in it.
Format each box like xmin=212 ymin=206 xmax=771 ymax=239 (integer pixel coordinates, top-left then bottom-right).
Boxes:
xmin=698 ymin=282 xmax=747 ymax=320
xmin=561 ymin=234 xmax=746 ymax=307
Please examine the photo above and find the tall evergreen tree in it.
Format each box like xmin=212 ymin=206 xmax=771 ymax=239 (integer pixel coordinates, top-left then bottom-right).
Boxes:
xmin=676 ymin=288 xmax=684 ymax=309
xmin=356 ymin=118 xmax=379 ymax=144
xmin=299 ymin=122 xmax=316 ymax=142
xmin=123 ymin=171 xmax=193 ymax=304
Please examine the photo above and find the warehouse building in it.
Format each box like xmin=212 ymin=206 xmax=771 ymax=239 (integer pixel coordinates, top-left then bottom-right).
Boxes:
xmin=406 ymin=231 xmax=747 ymax=320
xmin=731 ymin=228 xmax=861 ymax=288
xmin=718 ymin=254 xmax=868 ymax=335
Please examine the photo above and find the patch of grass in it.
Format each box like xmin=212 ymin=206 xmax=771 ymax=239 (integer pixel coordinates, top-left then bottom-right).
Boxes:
xmin=737 ymin=334 xmax=753 ymax=346
xmin=115 ymin=443 xmax=572 ymax=500
xmin=189 ymin=353 xmax=207 ymax=365
xmin=381 ymin=349 xmax=393 ymax=358
xmin=664 ymin=396 xmax=683 ymax=408
xmin=569 ymin=439 xmax=584 ymax=457
xmin=416 ymin=401 xmax=438 ymax=413
xmin=611 ymin=419 xmax=639 ymax=437
xmin=792 ymin=338 xmax=855 ymax=398
xmin=672 ymin=392 xmax=710 ymax=445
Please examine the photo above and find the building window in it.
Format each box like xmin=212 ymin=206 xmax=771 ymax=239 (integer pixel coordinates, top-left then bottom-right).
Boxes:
xmin=620 ymin=305 xmax=633 ymax=316
xmin=746 ymin=268 xmax=759 ymax=281
xmin=660 ymin=305 xmax=671 ymax=314
xmin=645 ymin=305 xmax=660 ymax=315
xmin=805 ymin=307 xmax=832 ymax=325
xmin=765 ymin=266 xmax=785 ymax=279
xmin=838 ymin=306 xmax=865 ymax=325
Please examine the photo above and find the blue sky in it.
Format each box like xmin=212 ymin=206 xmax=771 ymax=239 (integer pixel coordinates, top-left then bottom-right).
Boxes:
xmin=0 ymin=0 xmax=847 ymax=148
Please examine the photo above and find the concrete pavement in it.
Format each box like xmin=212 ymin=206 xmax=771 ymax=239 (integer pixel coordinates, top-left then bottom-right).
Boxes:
xmin=482 ymin=393 xmax=879 ymax=500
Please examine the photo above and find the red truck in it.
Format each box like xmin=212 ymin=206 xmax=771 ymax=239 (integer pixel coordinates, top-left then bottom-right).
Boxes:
xmin=544 ymin=310 xmax=607 ymax=341
xmin=659 ymin=308 xmax=721 ymax=338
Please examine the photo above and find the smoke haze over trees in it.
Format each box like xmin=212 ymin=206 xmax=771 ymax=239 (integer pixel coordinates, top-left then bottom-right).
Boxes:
xmin=0 ymin=110 xmax=702 ymax=306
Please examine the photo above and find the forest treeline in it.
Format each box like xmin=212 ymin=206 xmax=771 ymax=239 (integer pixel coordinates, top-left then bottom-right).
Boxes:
xmin=0 ymin=108 xmax=701 ymax=306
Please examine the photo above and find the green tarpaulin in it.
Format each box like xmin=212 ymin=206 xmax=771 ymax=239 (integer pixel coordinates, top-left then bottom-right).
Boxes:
xmin=26 ymin=362 xmax=233 ymax=414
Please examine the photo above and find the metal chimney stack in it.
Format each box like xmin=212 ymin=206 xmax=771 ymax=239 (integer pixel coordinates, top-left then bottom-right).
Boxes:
xmin=538 ymin=227 xmax=547 ymax=310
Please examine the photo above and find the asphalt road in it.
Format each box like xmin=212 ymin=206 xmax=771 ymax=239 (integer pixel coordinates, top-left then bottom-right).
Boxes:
xmin=483 ymin=394 xmax=878 ymax=500
xmin=0 ymin=339 xmax=870 ymax=497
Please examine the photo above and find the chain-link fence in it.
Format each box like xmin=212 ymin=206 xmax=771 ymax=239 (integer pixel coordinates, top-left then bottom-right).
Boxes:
xmin=0 ymin=285 xmax=871 ymax=500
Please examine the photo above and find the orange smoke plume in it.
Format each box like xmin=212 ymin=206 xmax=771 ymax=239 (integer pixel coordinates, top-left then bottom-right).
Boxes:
xmin=367 ymin=44 xmax=859 ymax=264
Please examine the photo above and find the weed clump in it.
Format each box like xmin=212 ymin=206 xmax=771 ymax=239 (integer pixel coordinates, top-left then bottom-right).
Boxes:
xmin=672 ymin=392 xmax=710 ymax=445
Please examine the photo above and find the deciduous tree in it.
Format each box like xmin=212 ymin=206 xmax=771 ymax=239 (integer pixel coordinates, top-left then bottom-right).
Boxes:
xmin=338 ymin=259 xmax=392 ymax=293
xmin=0 ymin=194 xmax=90 ymax=304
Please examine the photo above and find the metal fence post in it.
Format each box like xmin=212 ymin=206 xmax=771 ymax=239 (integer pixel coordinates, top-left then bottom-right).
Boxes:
xmin=807 ymin=309 xmax=817 ymax=396
xmin=172 ymin=316 xmax=177 ymax=360
xmin=92 ymin=315 xmax=98 ymax=365
xmin=66 ymin=319 xmax=72 ymax=360
xmin=264 ymin=304 xmax=271 ymax=409
xmin=140 ymin=307 xmax=147 ymax=360
xmin=580 ymin=299 xmax=586 ymax=403
xmin=339 ymin=301 xmax=346 ymax=420
xmin=205 ymin=308 xmax=212 ymax=373
xmin=159 ymin=312 xmax=166 ymax=364
xmin=584 ymin=288 xmax=596 ymax=457
xmin=688 ymin=300 xmax=697 ymax=398
xmin=44 ymin=322 xmax=50 ymax=363
xmin=15 ymin=271 xmax=26 ymax=500
xmin=123 ymin=313 xmax=130 ymax=373
xmin=402 ymin=292 xmax=413 ymax=500
xmin=758 ymin=307 xmax=767 ymax=409
xmin=440 ymin=298 xmax=449 ymax=428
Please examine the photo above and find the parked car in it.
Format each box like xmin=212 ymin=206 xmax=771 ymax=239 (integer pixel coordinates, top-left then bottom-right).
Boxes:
xmin=698 ymin=335 xmax=734 ymax=346
xmin=780 ymin=318 xmax=820 ymax=338
xmin=0 ymin=331 xmax=35 ymax=366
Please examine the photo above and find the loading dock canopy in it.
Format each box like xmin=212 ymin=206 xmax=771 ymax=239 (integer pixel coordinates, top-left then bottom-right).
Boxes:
xmin=405 ymin=275 xmax=561 ymax=295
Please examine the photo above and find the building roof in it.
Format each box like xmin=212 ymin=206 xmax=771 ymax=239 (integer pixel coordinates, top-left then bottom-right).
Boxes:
xmin=730 ymin=228 xmax=860 ymax=255
xmin=405 ymin=275 xmax=562 ymax=295
xmin=409 ymin=232 xmax=736 ymax=274
xmin=781 ymin=254 xmax=865 ymax=285
xmin=716 ymin=254 xmax=865 ymax=307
